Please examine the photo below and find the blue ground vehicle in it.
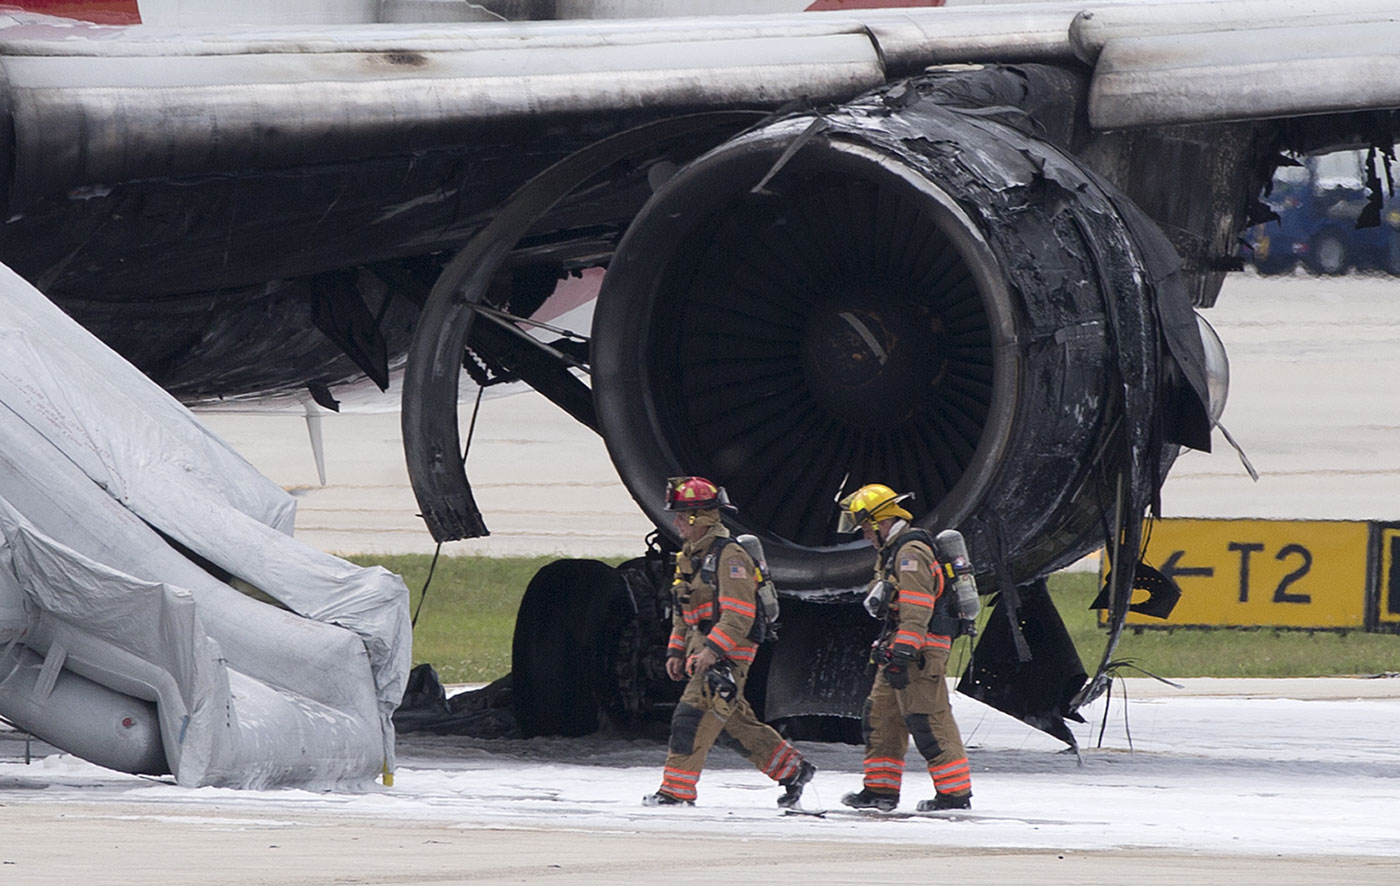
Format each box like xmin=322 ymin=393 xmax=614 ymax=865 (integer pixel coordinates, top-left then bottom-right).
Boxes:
xmin=1244 ymin=150 xmax=1400 ymax=275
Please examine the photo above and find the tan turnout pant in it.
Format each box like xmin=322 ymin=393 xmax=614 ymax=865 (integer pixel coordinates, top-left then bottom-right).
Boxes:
xmin=658 ymin=661 xmax=803 ymax=802
xmin=861 ymin=646 xmax=972 ymax=799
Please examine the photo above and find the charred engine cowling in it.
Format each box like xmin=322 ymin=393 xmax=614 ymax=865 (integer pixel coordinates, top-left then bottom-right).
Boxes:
xmin=593 ymin=80 xmax=1210 ymax=593
xmin=588 ymin=75 xmax=1213 ymax=738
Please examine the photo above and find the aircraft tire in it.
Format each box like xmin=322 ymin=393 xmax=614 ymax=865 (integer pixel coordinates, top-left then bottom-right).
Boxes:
xmin=510 ymin=559 xmax=631 ymax=737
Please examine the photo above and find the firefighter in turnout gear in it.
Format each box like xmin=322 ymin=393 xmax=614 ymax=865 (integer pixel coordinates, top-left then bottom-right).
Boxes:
xmin=837 ymin=484 xmax=974 ymax=813
xmin=643 ymin=476 xmax=816 ymax=808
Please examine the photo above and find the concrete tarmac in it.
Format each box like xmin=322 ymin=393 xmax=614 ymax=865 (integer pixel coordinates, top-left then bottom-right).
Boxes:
xmin=200 ymin=387 xmax=656 ymax=560
xmin=1161 ymin=272 xmax=1400 ymax=522
xmin=2 ymin=805 xmax=1394 ymax=886
xmin=5 ymin=678 xmax=1400 ymax=886
xmin=5 ymin=675 xmax=1400 ymax=885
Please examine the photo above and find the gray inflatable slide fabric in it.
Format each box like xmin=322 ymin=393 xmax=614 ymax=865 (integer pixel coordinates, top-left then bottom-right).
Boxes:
xmin=0 ymin=262 xmax=411 ymax=788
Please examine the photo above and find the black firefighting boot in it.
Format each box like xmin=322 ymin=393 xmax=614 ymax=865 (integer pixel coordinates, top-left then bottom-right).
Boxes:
xmin=916 ymin=792 xmax=972 ymax=812
xmin=840 ymin=787 xmax=899 ymax=812
xmin=642 ymin=791 xmax=693 ymax=807
xmin=776 ymin=760 xmax=817 ymax=808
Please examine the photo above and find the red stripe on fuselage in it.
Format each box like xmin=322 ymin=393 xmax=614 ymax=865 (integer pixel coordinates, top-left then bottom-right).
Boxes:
xmin=6 ymin=1 xmax=141 ymax=24
xmin=805 ymin=1 xmax=945 ymax=9
xmin=9 ymin=1 xmax=947 ymax=25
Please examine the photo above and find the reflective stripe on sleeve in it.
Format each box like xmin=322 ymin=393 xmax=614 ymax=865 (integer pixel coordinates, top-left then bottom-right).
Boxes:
xmin=718 ymin=595 xmax=756 ymax=618
xmin=683 ymin=601 xmax=715 ymax=626
xmin=894 ymin=628 xmax=925 ymax=645
xmin=708 ymin=627 xmax=738 ymax=653
xmin=898 ymin=588 xmax=936 ymax=610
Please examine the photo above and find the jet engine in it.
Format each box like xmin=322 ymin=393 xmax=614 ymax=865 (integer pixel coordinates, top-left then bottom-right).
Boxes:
xmin=593 ymin=83 xmax=1214 ymax=593
xmin=502 ymin=74 xmax=1220 ymax=743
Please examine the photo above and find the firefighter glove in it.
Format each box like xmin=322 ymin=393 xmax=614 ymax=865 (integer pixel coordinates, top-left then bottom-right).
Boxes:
xmin=885 ymin=651 xmax=916 ymax=690
xmin=884 ymin=663 xmax=910 ymax=690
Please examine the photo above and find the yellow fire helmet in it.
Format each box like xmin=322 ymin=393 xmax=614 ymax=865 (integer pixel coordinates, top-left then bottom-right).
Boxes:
xmin=836 ymin=483 xmax=914 ymax=534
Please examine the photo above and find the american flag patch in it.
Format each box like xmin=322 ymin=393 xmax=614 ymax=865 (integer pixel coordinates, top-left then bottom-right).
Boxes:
xmin=729 ymin=563 xmax=748 ymax=579
xmin=899 ymin=557 xmax=917 ymax=572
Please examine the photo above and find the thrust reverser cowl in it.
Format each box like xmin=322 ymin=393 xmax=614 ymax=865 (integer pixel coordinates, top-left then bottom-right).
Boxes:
xmin=593 ymin=68 xmax=1214 ymax=591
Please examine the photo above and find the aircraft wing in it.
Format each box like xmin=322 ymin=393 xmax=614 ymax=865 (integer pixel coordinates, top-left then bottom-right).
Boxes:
xmin=0 ymin=0 xmax=1389 ymax=547
xmin=3 ymin=0 xmax=1399 ymax=756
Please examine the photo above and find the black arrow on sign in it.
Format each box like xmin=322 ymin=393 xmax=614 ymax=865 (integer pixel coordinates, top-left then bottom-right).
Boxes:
xmin=1161 ymin=550 xmax=1214 ymax=583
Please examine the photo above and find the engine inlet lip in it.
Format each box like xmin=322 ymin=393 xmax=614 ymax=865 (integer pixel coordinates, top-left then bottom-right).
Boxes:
xmin=595 ymin=123 xmax=1021 ymax=587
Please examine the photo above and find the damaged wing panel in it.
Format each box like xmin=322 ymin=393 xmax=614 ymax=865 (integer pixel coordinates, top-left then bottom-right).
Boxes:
xmin=1089 ymin=20 xmax=1400 ymax=129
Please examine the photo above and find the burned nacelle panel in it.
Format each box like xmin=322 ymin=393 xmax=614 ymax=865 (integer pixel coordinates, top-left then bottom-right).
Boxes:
xmin=592 ymin=67 xmax=1212 ymax=592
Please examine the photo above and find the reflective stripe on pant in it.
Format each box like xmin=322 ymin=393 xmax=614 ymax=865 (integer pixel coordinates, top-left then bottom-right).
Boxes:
xmin=861 ymin=646 xmax=970 ymax=797
xmin=658 ymin=661 xmax=802 ymax=800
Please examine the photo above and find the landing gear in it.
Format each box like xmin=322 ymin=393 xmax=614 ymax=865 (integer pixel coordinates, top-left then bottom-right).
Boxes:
xmin=510 ymin=556 xmax=676 ymax=737
xmin=508 ymin=554 xmax=876 ymax=743
xmin=403 ymin=553 xmax=1092 ymax=748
